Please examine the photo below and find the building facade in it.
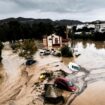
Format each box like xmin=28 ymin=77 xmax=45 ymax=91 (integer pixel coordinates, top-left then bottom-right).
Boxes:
xmin=43 ymin=34 xmax=62 ymax=47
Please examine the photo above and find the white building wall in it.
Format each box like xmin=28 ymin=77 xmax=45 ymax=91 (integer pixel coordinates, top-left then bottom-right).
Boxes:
xmin=76 ymin=24 xmax=86 ymax=29
xmin=100 ymin=23 xmax=105 ymax=28
xmin=87 ymin=24 xmax=95 ymax=28
xmin=47 ymin=35 xmax=52 ymax=47
xmin=43 ymin=38 xmax=47 ymax=46
xmin=67 ymin=25 xmax=72 ymax=29
xmin=52 ymin=34 xmax=60 ymax=44
xmin=47 ymin=34 xmax=62 ymax=47
xmin=95 ymin=23 xmax=105 ymax=32
xmin=75 ymin=32 xmax=82 ymax=35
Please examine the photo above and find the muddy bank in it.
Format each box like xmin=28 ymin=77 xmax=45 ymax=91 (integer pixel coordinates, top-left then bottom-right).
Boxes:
xmin=0 ymin=47 xmax=75 ymax=105
xmin=0 ymin=64 xmax=6 ymax=84
xmin=71 ymin=81 xmax=105 ymax=105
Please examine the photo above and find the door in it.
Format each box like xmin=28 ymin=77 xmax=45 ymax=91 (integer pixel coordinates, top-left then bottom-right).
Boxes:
xmin=55 ymin=38 xmax=58 ymax=44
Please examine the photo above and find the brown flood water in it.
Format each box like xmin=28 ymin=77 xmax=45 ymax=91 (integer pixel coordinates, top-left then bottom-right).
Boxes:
xmin=71 ymin=81 xmax=105 ymax=105
xmin=0 ymin=40 xmax=105 ymax=105
xmin=71 ymin=40 xmax=105 ymax=105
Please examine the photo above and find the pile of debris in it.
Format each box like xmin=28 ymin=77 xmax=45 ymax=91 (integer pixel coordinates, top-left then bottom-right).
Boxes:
xmin=33 ymin=64 xmax=80 ymax=105
xmin=24 ymin=57 xmax=81 ymax=105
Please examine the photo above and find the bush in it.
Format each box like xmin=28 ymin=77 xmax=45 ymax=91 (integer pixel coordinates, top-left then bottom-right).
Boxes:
xmin=10 ymin=41 xmax=21 ymax=52
xmin=19 ymin=39 xmax=37 ymax=58
xmin=10 ymin=39 xmax=37 ymax=58
xmin=60 ymin=45 xmax=73 ymax=57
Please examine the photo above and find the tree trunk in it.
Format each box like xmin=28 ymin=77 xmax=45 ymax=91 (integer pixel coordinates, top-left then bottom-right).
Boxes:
xmin=0 ymin=50 xmax=2 ymax=62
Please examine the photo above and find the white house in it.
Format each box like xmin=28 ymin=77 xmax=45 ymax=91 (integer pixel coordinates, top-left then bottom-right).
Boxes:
xmin=94 ymin=23 xmax=105 ymax=32
xmin=76 ymin=24 xmax=86 ymax=30
xmin=99 ymin=23 xmax=105 ymax=33
xmin=76 ymin=24 xmax=95 ymax=30
xmin=87 ymin=24 xmax=95 ymax=29
xmin=43 ymin=34 xmax=62 ymax=47
xmin=75 ymin=32 xmax=82 ymax=35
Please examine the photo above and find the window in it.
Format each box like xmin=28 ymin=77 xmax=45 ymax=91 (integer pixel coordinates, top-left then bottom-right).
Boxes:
xmin=49 ymin=38 xmax=52 ymax=40
xmin=72 ymin=65 xmax=80 ymax=71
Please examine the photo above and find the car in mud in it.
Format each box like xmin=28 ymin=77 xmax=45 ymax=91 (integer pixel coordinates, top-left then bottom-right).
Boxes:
xmin=26 ymin=59 xmax=37 ymax=66
xmin=68 ymin=62 xmax=80 ymax=72
xmin=54 ymin=77 xmax=77 ymax=92
xmin=52 ymin=51 xmax=61 ymax=57
xmin=43 ymin=49 xmax=51 ymax=55
xmin=40 ymin=49 xmax=51 ymax=56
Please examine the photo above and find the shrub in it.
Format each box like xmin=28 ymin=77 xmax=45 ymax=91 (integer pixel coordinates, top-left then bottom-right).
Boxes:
xmin=55 ymin=52 xmax=61 ymax=57
xmin=10 ymin=39 xmax=37 ymax=58
xmin=10 ymin=42 xmax=21 ymax=52
xmin=60 ymin=45 xmax=73 ymax=57
xmin=19 ymin=39 xmax=37 ymax=58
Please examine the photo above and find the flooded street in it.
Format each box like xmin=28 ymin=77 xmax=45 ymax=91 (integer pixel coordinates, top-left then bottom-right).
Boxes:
xmin=0 ymin=40 xmax=105 ymax=105
xmin=70 ymin=40 xmax=105 ymax=105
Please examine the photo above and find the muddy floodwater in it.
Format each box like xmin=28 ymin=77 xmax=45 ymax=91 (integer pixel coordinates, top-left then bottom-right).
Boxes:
xmin=71 ymin=40 xmax=105 ymax=105
xmin=0 ymin=40 xmax=105 ymax=105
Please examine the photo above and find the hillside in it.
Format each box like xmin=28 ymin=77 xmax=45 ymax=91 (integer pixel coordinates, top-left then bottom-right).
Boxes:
xmin=0 ymin=17 xmax=83 ymax=25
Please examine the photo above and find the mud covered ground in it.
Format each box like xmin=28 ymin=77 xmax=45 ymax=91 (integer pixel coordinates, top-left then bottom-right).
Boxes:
xmin=0 ymin=45 xmax=74 ymax=105
xmin=0 ymin=41 xmax=105 ymax=105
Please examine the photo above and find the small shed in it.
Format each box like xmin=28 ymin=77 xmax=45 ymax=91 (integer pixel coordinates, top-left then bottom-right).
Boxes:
xmin=43 ymin=34 xmax=62 ymax=47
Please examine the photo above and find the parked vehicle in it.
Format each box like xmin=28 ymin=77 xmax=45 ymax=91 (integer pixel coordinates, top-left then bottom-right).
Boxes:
xmin=54 ymin=77 xmax=77 ymax=92
xmin=40 ymin=49 xmax=51 ymax=56
xmin=43 ymin=49 xmax=51 ymax=55
xmin=53 ymin=51 xmax=61 ymax=57
xmin=26 ymin=59 xmax=36 ymax=66
xmin=40 ymin=51 xmax=44 ymax=56
xmin=68 ymin=62 xmax=80 ymax=72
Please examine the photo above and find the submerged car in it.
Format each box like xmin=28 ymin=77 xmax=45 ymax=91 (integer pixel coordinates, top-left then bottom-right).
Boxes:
xmin=68 ymin=62 xmax=80 ymax=72
xmin=54 ymin=77 xmax=77 ymax=92
xmin=26 ymin=59 xmax=36 ymax=66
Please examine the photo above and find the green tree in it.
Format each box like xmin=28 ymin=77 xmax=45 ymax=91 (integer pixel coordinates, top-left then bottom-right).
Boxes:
xmin=19 ymin=39 xmax=37 ymax=58
xmin=61 ymin=45 xmax=73 ymax=57
xmin=8 ymin=20 xmax=21 ymax=41
xmin=0 ymin=41 xmax=3 ymax=62
xmin=55 ymin=25 xmax=66 ymax=38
